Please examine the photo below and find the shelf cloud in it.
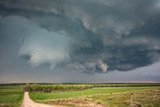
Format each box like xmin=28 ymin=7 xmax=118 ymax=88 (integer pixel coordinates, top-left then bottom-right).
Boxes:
xmin=0 ymin=0 xmax=160 ymax=82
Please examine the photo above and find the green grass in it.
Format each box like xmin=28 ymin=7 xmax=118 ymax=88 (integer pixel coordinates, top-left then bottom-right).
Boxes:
xmin=30 ymin=86 xmax=160 ymax=107
xmin=0 ymin=84 xmax=159 ymax=107
xmin=90 ymin=88 xmax=160 ymax=107
xmin=30 ymin=87 xmax=160 ymax=107
xmin=30 ymin=87 xmax=153 ymax=101
xmin=0 ymin=85 xmax=24 ymax=107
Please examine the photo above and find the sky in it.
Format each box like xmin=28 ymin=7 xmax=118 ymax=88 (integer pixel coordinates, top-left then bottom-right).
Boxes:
xmin=0 ymin=0 xmax=160 ymax=83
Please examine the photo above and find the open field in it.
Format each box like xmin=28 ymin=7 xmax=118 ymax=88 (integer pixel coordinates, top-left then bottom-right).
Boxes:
xmin=28 ymin=84 xmax=160 ymax=107
xmin=0 ymin=84 xmax=23 ymax=107
xmin=0 ymin=84 xmax=160 ymax=107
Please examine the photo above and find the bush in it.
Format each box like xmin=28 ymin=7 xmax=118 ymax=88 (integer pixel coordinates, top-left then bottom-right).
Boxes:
xmin=95 ymin=100 xmax=103 ymax=104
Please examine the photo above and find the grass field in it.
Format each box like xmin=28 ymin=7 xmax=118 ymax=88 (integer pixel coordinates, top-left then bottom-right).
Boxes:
xmin=0 ymin=85 xmax=23 ymax=107
xmin=0 ymin=84 xmax=160 ymax=107
xmin=30 ymin=86 xmax=160 ymax=107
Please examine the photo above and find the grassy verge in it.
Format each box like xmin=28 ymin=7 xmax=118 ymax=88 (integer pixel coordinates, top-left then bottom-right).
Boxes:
xmin=90 ymin=87 xmax=160 ymax=107
xmin=30 ymin=86 xmax=160 ymax=107
xmin=0 ymin=85 xmax=23 ymax=107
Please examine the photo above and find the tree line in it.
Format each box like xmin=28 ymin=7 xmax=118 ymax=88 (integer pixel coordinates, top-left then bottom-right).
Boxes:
xmin=24 ymin=83 xmax=160 ymax=92
xmin=24 ymin=84 xmax=93 ymax=92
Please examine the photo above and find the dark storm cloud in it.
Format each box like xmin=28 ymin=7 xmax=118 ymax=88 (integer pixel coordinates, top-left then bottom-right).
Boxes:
xmin=0 ymin=0 xmax=160 ymax=75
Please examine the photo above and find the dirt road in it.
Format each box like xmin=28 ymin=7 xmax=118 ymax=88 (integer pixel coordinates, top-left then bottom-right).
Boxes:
xmin=21 ymin=92 xmax=62 ymax=107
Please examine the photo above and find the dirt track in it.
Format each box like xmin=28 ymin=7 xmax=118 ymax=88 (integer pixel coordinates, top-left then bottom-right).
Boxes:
xmin=21 ymin=92 xmax=62 ymax=107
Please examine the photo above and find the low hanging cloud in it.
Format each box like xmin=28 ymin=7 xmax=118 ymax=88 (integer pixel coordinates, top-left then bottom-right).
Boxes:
xmin=17 ymin=17 xmax=70 ymax=69
xmin=65 ymin=60 xmax=108 ymax=74
xmin=98 ymin=61 xmax=108 ymax=73
xmin=0 ymin=0 xmax=160 ymax=73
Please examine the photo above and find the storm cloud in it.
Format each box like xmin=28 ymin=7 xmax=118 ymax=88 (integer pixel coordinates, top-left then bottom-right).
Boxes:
xmin=0 ymin=0 xmax=160 ymax=82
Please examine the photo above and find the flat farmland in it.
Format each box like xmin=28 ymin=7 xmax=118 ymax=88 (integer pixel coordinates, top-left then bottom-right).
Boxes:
xmin=28 ymin=84 xmax=160 ymax=107
xmin=0 ymin=84 xmax=160 ymax=107
xmin=0 ymin=85 xmax=23 ymax=107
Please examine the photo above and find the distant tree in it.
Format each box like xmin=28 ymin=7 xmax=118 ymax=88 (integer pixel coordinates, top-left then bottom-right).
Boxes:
xmin=24 ymin=83 xmax=32 ymax=92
